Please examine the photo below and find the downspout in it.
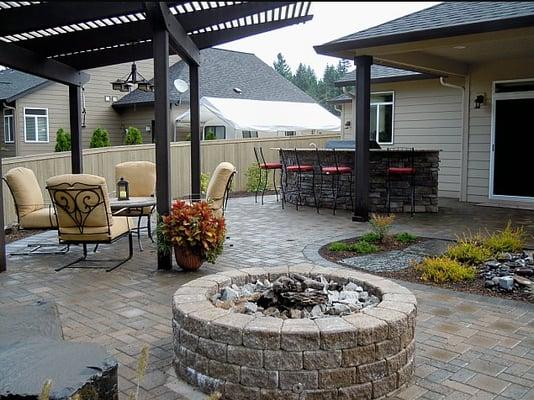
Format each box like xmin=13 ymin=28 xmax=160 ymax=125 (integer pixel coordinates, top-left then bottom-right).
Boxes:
xmin=439 ymin=76 xmax=470 ymax=202
xmin=342 ymin=87 xmax=356 ymax=139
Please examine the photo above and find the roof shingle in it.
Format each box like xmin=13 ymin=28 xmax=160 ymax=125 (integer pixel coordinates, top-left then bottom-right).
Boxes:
xmin=0 ymin=69 xmax=48 ymax=102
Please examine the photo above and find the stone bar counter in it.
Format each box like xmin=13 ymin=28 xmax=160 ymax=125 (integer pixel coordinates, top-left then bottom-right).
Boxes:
xmin=277 ymin=148 xmax=439 ymax=213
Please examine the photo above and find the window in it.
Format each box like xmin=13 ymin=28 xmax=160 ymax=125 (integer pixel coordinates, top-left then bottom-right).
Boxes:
xmin=24 ymin=108 xmax=49 ymax=143
xmin=242 ymin=130 xmax=258 ymax=138
xmin=370 ymin=92 xmax=394 ymax=144
xmin=284 ymin=131 xmax=296 ymax=136
xmin=3 ymin=109 xmax=14 ymax=143
xmin=204 ymin=126 xmax=225 ymax=140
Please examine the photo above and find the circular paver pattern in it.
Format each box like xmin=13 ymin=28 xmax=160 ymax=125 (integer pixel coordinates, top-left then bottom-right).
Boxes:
xmin=172 ymin=264 xmax=417 ymax=400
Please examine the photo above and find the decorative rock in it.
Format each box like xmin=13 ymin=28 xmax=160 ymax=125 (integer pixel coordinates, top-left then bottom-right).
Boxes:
xmin=221 ymin=287 xmax=240 ymax=302
xmin=499 ymin=276 xmax=514 ymax=291
xmin=244 ymin=302 xmax=258 ymax=314
xmin=344 ymin=282 xmax=361 ymax=292
xmin=485 ymin=280 xmax=495 ymax=288
xmin=515 ymin=267 xmax=534 ymax=277
xmin=514 ymin=275 xmax=532 ymax=286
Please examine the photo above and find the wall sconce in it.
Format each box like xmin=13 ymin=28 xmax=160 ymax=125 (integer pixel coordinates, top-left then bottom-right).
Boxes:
xmin=474 ymin=94 xmax=485 ymax=109
xmin=116 ymin=177 xmax=129 ymax=201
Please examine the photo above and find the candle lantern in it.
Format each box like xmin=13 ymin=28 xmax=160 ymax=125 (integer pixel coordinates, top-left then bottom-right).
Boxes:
xmin=117 ymin=177 xmax=129 ymax=201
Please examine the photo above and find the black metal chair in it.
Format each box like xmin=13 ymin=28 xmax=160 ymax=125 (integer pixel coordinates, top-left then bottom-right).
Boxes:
xmin=386 ymin=147 xmax=416 ymax=215
xmin=253 ymin=147 xmax=282 ymax=205
xmin=46 ymin=174 xmax=133 ymax=272
xmin=280 ymin=148 xmax=318 ymax=212
xmin=315 ymin=148 xmax=353 ymax=215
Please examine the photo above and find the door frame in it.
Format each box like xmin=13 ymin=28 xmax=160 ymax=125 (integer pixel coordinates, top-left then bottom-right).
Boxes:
xmin=489 ymin=78 xmax=534 ymax=202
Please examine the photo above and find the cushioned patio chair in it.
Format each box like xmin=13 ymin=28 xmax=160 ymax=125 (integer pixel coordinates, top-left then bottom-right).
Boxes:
xmin=115 ymin=161 xmax=156 ymax=250
xmin=46 ymin=174 xmax=133 ymax=272
xmin=205 ymin=162 xmax=237 ymax=217
xmin=3 ymin=167 xmax=68 ymax=255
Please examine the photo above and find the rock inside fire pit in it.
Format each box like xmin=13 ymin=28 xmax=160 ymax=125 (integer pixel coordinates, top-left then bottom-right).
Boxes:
xmin=211 ymin=273 xmax=380 ymax=318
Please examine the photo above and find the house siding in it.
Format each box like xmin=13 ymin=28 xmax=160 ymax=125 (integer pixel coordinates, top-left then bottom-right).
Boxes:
xmin=341 ymin=79 xmax=463 ymax=199
xmin=466 ymin=56 xmax=534 ymax=203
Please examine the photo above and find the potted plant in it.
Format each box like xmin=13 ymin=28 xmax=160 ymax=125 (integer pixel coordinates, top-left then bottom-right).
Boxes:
xmin=157 ymin=200 xmax=226 ymax=271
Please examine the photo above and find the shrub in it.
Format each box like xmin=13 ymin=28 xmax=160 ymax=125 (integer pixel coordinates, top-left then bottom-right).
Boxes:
xmin=89 ymin=128 xmax=111 ymax=148
xmin=415 ymin=256 xmax=476 ymax=283
xmin=369 ymin=213 xmax=395 ymax=240
xmin=54 ymin=128 xmax=71 ymax=152
xmin=329 ymin=242 xmax=351 ymax=252
xmin=350 ymin=240 xmax=379 ymax=254
xmin=483 ymin=221 xmax=525 ymax=254
xmin=205 ymin=130 xmax=217 ymax=140
xmin=395 ymin=232 xmax=418 ymax=244
xmin=446 ymin=240 xmax=491 ymax=266
xmin=124 ymin=126 xmax=143 ymax=145
xmin=360 ymin=232 xmax=382 ymax=243
xmin=245 ymin=164 xmax=263 ymax=192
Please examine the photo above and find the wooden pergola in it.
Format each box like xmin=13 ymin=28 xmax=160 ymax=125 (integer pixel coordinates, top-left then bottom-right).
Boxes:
xmin=0 ymin=1 xmax=313 ymax=272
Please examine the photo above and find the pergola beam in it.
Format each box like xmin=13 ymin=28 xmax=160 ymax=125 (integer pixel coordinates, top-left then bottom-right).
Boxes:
xmin=193 ymin=15 xmax=313 ymax=49
xmin=0 ymin=2 xmax=147 ymax=36
xmin=145 ymin=2 xmax=200 ymax=66
xmin=0 ymin=41 xmax=89 ymax=86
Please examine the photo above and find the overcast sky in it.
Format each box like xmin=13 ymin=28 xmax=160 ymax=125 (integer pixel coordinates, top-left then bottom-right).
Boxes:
xmin=218 ymin=2 xmax=439 ymax=77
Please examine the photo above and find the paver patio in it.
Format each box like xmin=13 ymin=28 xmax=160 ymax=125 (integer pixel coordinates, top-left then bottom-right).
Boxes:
xmin=1 ymin=196 xmax=533 ymax=400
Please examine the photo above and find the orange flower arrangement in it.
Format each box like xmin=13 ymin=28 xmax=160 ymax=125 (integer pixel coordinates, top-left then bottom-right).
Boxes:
xmin=158 ymin=200 xmax=226 ymax=263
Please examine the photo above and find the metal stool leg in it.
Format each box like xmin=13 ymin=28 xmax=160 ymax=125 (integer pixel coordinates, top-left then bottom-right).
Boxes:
xmin=261 ymin=168 xmax=269 ymax=205
xmin=273 ymin=168 xmax=279 ymax=202
xmin=312 ymin=170 xmax=319 ymax=214
xmin=137 ymin=216 xmax=143 ymax=251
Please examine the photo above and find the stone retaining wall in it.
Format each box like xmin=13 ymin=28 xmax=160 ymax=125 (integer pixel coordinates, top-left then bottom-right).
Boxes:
xmin=172 ymin=265 xmax=417 ymax=399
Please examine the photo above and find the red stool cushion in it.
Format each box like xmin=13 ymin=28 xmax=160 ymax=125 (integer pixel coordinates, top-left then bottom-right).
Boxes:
xmin=388 ymin=167 xmax=415 ymax=175
xmin=286 ymin=165 xmax=314 ymax=172
xmin=260 ymin=162 xmax=282 ymax=170
xmin=321 ymin=166 xmax=352 ymax=174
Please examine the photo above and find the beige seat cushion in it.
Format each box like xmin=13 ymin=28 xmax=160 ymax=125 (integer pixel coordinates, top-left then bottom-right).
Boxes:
xmin=4 ymin=167 xmax=45 ymax=218
xmin=19 ymin=207 xmax=57 ymax=229
xmin=115 ymin=161 xmax=156 ymax=197
xmin=206 ymin=162 xmax=236 ymax=213
xmin=46 ymin=174 xmax=113 ymax=228
xmin=58 ymin=216 xmax=130 ymax=242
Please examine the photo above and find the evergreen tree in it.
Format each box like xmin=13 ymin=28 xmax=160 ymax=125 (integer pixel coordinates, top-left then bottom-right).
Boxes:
xmin=272 ymin=53 xmax=292 ymax=81
xmin=293 ymin=63 xmax=319 ymax=99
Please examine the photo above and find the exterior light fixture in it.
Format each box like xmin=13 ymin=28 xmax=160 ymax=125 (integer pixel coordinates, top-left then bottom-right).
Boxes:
xmin=111 ymin=62 xmax=153 ymax=92
xmin=233 ymin=87 xmax=242 ymax=94
xmin=116 ymin=177 xmax=129 ymax=201
xmin=474 ymin=94 xmax=485 ymax=109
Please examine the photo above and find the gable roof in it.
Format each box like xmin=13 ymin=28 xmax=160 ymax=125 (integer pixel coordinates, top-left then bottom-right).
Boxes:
xmin=316 ymin=2 xmax=534 ymax=54
xmin=335 ymin=65 xmax=434 ymax=87
xmin=113 ymin=48 xmax=316 ymax=108
xmin=0 ymin=69 xmax=49 ymax=102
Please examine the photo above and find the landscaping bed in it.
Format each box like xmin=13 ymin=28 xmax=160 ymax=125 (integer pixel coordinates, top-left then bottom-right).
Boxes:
xmin=319 ymin=215 xmax=534 ymax=304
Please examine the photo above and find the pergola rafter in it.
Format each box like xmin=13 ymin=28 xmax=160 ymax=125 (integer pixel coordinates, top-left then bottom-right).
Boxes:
xmin=0 ymin=1 xmax=313 ymax=272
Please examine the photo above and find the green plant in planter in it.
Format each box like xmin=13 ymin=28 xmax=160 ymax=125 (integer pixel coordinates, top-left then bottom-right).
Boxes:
xmin=446 ymin=240 xmax=491 ymax=266
xmin=328 ymin=242 xmax=351 ymax=252
xmin=360 ymin=232 xmax=382 ymax=243
xmin=157 ymin=200 xmax=226 ymax=264
xmin=245 ymin=164 xmax=263 ymax=193
xmin=395 ymin=232 xmax=417 ymax=244
xmin=54 ymin=128 xmax=71 ymax=152
xmin=415 ymin=256 xmax=476 ymax=283
xmin=350 ymin=240 xmax=378 ymax=254
xmin=201 ymin=172 xmax=210 ymax=195
xmin=89 ymin=127 xmax=111 ymax=148
xmin=483 ymin=221 xmax=525 ymax=254
xmin=124 ymin=126 xmax=143 ymax=145
xmin=369 ymin=213 xmax=395 ymax=240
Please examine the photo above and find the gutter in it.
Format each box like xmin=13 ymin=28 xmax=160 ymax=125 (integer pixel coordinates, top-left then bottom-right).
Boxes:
xmin=439 ymin=76 xmax=470 ymax=202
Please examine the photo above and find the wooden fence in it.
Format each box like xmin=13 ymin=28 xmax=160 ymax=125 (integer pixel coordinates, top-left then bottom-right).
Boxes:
xmin=2 ymin=134 xmax=339 ymax=227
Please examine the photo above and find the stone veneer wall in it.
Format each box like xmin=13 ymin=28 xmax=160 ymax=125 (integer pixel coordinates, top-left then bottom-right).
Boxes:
xmin=172 ymin=264 xmax=417 ymax=400
xmin=280 ymin=149 xmax=439 ymax=213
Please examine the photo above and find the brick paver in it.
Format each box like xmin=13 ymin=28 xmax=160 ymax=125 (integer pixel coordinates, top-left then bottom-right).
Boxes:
xmin=0 ymin=196 xmax=533 ymax=399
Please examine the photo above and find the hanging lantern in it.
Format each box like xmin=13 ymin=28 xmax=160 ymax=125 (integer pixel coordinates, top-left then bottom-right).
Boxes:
xmin=117 ymin=177 xmax=129 ymax=201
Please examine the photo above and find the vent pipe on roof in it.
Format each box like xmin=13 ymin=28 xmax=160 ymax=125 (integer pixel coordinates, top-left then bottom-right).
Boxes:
xmin=342 ymin=87 xmax=355 ymax=99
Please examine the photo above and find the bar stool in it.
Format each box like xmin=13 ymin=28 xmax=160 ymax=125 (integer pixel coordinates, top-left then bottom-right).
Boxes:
xmin=315 ymin=148 xmax=353 ymax=215
xmin=280 ymin=148 xmax=318 ymax=212
xmin=386 ymin=147 xmax=416 ymax=215
xmin=253 ymin=147 xmax=282 ymax=205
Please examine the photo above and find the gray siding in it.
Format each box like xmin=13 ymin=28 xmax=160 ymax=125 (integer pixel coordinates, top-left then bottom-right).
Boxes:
xmin=341 ymin=79 xmax=463 ymax=198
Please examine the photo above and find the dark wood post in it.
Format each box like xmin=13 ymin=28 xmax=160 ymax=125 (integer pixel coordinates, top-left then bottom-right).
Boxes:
xmin=153 ymin=28 xmax=172 ymax=270
xmin=0 ymin=152 xmax=5 ymax=272
xmin=352 ymin=55 xmax=373 ymax=222
xmin=69 ymin=85 xmax=83 ymax=173
xmin=189 ymin=63 xmax=201 ymax=200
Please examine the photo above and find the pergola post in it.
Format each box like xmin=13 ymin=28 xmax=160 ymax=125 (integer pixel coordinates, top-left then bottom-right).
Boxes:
xmin=153 ymin=28 xmax=172 ymax=270
xmin=69 ymin=85 xmax=83 ymax=174
xmin=352 ymin=55 xmax=373 ymax=222
xmin=189 ymin=64 xmax=201 ymax=199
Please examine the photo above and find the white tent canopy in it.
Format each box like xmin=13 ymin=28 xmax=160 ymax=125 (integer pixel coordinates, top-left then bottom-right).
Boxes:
xmin=175 ymin=96 xmax=341 ymax=132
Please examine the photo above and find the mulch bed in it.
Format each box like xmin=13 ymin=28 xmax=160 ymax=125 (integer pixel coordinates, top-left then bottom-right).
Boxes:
xmin=320 ymin=237 xmax=533 ymax=304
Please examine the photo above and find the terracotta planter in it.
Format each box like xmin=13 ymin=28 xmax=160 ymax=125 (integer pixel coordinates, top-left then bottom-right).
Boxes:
xmin=173 ymin=245 xmax=204 ymax=271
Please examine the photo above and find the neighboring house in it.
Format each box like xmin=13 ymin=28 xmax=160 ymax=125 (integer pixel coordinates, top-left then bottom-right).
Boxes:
xmin=317 ymin=1 xmax=534 ymax=206
xmin=113 ymin=48 xmax=334 ymax=141
xmin=0 ymin=48 xmax=332 ymax=157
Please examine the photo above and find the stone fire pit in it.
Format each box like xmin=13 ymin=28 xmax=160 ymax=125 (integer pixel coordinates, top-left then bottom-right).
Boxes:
xmin=172 ymin=265 xmax=416 ymax=400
